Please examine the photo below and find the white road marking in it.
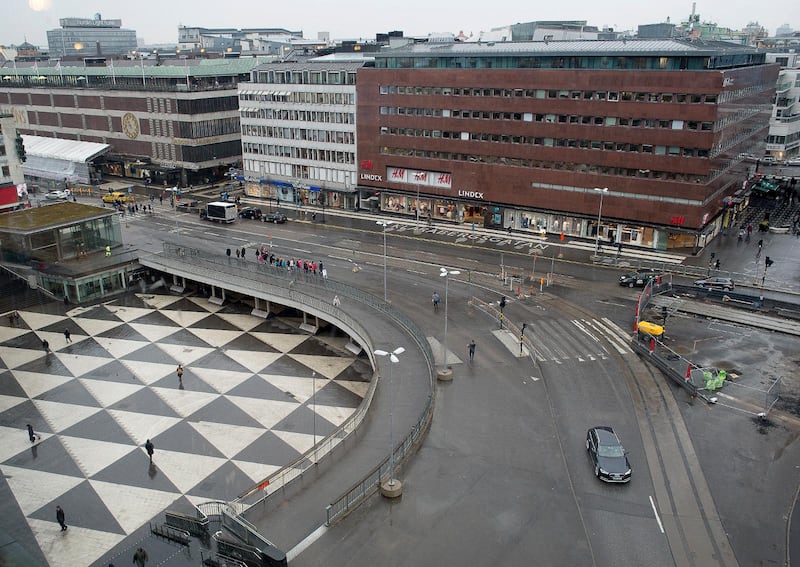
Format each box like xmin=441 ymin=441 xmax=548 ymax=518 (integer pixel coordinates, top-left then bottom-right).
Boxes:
xmin=287 ymin=523 xmax=328 ymax=561
xmin=649 ymin=495 xmax=665 ymax=534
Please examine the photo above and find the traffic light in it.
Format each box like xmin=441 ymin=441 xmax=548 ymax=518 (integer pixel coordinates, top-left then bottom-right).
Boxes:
xmin=765 ymin=256 xmax=774 ymax=268
xmin=521 ymin=322 xmax=527 ymax=336
xmin=14 ymin=135 xmax=26 ymax=162
xmin=661 ymin=306 xmax=668 ymax=321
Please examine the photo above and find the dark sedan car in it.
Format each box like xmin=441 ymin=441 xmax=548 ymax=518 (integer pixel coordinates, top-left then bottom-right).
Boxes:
xmin=265 ymin=211 xmax=288 ymax=223
xmin=586 ymin=426 xmax=632 ymax=483
xmin=238 ymin=207 xmax=263 ymax=220
xmin=618 ymin=268 xmax=658 ymax=288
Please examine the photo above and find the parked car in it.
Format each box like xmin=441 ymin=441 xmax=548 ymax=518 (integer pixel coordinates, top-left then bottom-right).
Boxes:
xmin=618 ymin=268 xmax=659 ymax=288
xmin=238 ymin=207 xmax=263 ymax=220
xmin=694 ymin=277 xmax=735 ymax=291
xmin=44 ymin=190 xmax=69 ymax=200
xmin=586 ymin=426 xmax=632 ymax=483
xmin=761 ymin=155 xmax=779 ymax=165
xmin=265 ymin=210 xmax=288 ymax=224
xmin=786 ymin=158 xmax=800 ymax=167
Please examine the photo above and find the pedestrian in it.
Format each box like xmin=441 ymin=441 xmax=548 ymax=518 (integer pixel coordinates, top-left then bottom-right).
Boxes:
xmin=42 ymin=339 xmax=49 ymax=352
xmin=432 ymin=292 xmax=441 ymax=311
xmin=132 ymin=547 xmax=148 ymax=567
xmin=468 ymin=340 xmax=476 ymax=362
xmin=7 ymin=312 xmax=14 ymax=326
xmin=241 ymin=247 xmax=246 ymax=259
xmin=616 ymin=242 xmax=623 ymax=257
xmin=27 ymin=423 xmax=40 ymax=443
xmin=145 ymin=439 xmax=154 ymax=464
xmin=715 ymin=259 xmax=721 ymax=270
xmin=312 ymin=212 xmax=317 ymax=222
xmin=13 ymin=311 xmax=20 ymax=326
xmin=235 ymin=248 xmax=240 ymax=258
xmin=56 ymin=505 xmax=67 ymax=531
xmin=176 ymin=364 xmax=183 ymax=383
xmin=64 ymin=328 xmax=71 ymax=343
xmin=332 ymin=295 xmax=341 ymax=307
xmin=226 ymin=248 xmax=231 ymax=257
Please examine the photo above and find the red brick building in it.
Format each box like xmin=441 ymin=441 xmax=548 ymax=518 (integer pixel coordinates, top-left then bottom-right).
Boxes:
xmin=356 ymin=39 xmax=779 ymax=250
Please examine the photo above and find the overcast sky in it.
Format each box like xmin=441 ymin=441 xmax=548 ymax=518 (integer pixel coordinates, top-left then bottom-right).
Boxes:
xmin=3 ymin=0 xmax=797 ymax=47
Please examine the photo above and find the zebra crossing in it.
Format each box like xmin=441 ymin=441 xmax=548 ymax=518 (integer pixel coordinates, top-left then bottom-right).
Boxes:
xmin=529 ymin=317 xmax=633 ymax=364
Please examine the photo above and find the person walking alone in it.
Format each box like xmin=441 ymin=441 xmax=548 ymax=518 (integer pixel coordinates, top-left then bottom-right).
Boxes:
xmin=132 ymin=547 xmax=149 ymax=567
xmin=145 ymin=439 xmax=154 ymax=464
xmin=176 ymin=364 xmax=184 ymax=384
xmin=64 ymin=328 xmax=71 ymax=343
xmin=27 ymin=423 xmax=40 ymax=443
xmin=56 ymin=505 xmax=67 ymax=531
xmin=468 ymin=340 xmax=476 ymax=362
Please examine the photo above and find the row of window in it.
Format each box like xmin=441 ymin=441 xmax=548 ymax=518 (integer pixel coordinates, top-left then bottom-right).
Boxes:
xmin=376 ymin=55 xmax=714 ymax=71
xmin=243 ymin=159 xmax=353 ymax=186
xmin=767 ymin=130 xmax=800 ymax=145
xmin=240 ymin=91 xmax=355 ymax=106
xmin=380 ymin=145 xmax=707 ymax=184
xmin=253 ymin=70 xmax=358 ymax=86
xmin=240 ymin=108 xmax=355 ymax=124
xmin=379 ymin=105 xmax=715 ymax=131
xmin=379 ymin=84 xmax=720 ymax=104
xmin=380 ymin=127 xmax=709 ymax=158
xmin=242 ymin=142 xmax=355 ymax=164
xmin=241 ymin=124 xmax=355 ymax=144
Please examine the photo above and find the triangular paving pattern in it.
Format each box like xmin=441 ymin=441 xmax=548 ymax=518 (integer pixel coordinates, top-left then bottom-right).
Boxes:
xmin=59 ymin=410 xmax=136 ymax=445
xmin=150 ymin=449 xmax=226 ymax=494
xmin=155 ymin=343 xmax=215 ymax=366
xmin=260 ymin=374 xmax=317 ymax=403
xmin=29 ymin=480 xmax=125 ymax=533
xmin=222 ymin=350 xmax=283 ymax=373
xmin=118 ymin=360 xmax=178 ymax=385
xmin=59 ymin=436 xmax=137 ymax=477
xmin=186 ymin=328 xmax=244 ymax=348
xmin=191 ymin=367 xmax=254 ymax=394
xmin=136 ymin=293 xmax=184 ymax=310
xmin=102 ymin=305 xmax=154 ymax=323
xmin=54 ymin=353 xmax=116 ymax=378
xmin=250 ymin=332 xmax=308 ymax=352
xmin=215 ymin=313 xmax=264 ymax=332
xmin=17 ymin=312 xmax=66 ymax=331
xmin=32 ymin=400 xmax=102 ymax=434
xmin=227 ymin=395 xmax=299 ymax=430
xmin=91 ymin=337 xmax=149 ymax=359
xmin=232 ymin=460 xmax=281 ymax=484
xmin=188 ymin=421 xmax=265 ymax=459
xmin=90 ymin=450 xmax=181 ymax=493
xmin=107 ymin=410 xmax=182 ymax=446
xmin=187 ymin=460 xmax=253 ymax=501
xmin=72 ymin=317 xmax=126 ymax=337
xmin=90 ymin=480 xmax=179 ymax=535
xmin=33 ymin=379 xmax=102 ymax=407
xmin=1 ymin=465 xmax=85 ymax=516
xmin=159 ymin=310 xmax=212 ymax=328
xmin=0 ymin=347 xmax=46 ymax=369
xmin=127 ymin=322 xmax=182 ymax=343
xmin=78 ymin=379 xmax=145 ymax=409
xmin=151 ymin=387 xmax=219 ymax=418
xmin=288 ymin=354 xmax=355 ymax=380
xmin=28 ymin=517 xmax=126 ymax=567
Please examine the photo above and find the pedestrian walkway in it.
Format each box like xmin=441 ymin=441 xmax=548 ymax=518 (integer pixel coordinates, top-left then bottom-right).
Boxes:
xmin=0 ymin=293 xmax=367 ymax=567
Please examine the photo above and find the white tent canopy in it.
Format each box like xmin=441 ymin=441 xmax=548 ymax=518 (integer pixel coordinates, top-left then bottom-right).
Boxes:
xmin=21 ymin=135 xmax=110 ymax=185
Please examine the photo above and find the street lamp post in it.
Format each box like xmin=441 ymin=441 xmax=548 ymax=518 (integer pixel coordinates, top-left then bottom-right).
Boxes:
xmin=593 ymin=187 xmax=609 ymax=254
xmin=374 ymin=346 xmax=405 ymax=497
xmin=439 ymin=267 xmax=460 ymax=373
xmin=376 ymin=220 xmax=393 ymax=301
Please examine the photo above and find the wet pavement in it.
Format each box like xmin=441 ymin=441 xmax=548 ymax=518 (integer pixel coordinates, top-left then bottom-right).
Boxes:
xmin=0 ymin=293 xmax=367 ymax=567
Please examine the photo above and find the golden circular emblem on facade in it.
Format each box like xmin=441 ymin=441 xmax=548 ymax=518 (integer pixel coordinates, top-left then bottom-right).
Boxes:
xmin=121 ymin=112 xmax=140 ymax=139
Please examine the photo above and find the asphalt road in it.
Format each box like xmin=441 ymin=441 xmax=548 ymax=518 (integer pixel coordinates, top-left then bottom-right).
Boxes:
xmin=120 ymin=204 xmax=798 ymax=566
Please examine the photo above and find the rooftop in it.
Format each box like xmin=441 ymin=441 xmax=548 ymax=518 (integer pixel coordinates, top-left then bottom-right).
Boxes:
xmin=0 ymin=202 xmax=115 ymax=234
xmin=378 ymin=38 xmax=760 ymax=57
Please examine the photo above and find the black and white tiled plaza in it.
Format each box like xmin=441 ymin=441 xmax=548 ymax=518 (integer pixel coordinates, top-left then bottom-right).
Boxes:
xmin=0 ymin=293 xmax=370 ymax=567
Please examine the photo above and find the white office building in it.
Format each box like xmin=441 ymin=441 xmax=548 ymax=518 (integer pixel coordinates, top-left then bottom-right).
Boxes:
xmin=239 ymin=56 xmax=368 ymax=211
xmin=767 ymin=67 xmax=800 ymax=160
